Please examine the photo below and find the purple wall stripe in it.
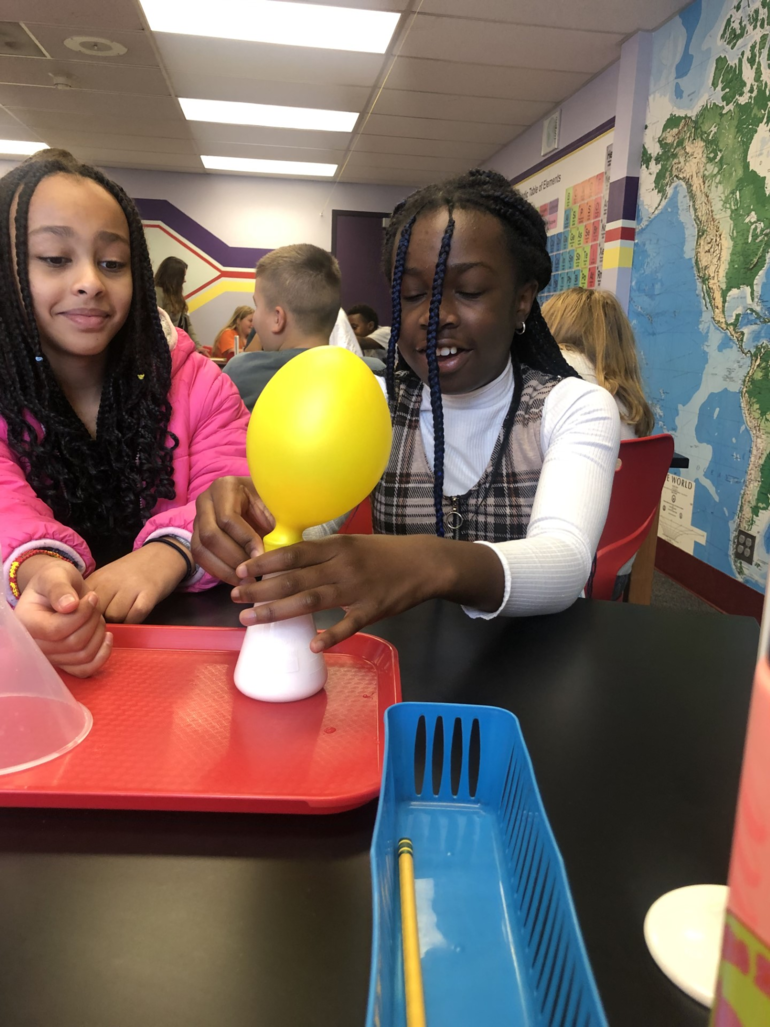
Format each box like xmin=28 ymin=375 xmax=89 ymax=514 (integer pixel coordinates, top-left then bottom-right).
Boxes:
xmin=135 ymin=199 xmax=270 ymax=269
xmin=606 ymin=177 xmax=639 ymax=224
xmin=509 ymin=118 xmax=615 ymax=186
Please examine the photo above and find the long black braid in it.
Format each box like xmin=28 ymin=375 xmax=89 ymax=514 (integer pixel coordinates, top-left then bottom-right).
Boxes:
xmin=383 ymin=168 xmax=579 ymax=535
xmin=0 ymin=156 xmax=177 ymax=564
xmin=386 ymin=212 xmax=415 ymax=404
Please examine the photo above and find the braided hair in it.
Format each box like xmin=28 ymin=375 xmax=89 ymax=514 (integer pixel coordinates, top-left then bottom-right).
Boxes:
xmin=382 ymin=168 xmax=578 ymax=536
xmin=0 ymin=155 xmax=177 ymax=563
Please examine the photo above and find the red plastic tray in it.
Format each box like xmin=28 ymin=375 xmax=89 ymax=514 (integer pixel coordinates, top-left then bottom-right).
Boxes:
xmin=0 ymin=625 xmax=400 ymax=814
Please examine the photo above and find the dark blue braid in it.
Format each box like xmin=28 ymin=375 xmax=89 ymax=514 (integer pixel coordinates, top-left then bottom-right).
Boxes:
xmin=385 ymin=214 xmax=415 ymax=403
xmin=425 ymin=209 xmax=455 ymax=538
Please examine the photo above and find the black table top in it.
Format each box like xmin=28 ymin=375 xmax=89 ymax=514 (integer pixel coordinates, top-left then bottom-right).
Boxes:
xmin=0 ymin=589 xmax=757 ymax=1027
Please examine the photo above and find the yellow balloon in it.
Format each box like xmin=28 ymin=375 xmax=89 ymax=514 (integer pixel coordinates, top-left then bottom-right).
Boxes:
xmin=246 ymin=347 xmax=392 ymax=551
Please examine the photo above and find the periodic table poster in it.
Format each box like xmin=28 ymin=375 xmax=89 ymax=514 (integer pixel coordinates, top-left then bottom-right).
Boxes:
xmin=512 ymin=128 xmax=614 ymax=298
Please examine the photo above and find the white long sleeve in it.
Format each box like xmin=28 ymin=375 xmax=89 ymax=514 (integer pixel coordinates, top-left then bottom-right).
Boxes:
xmin=474 ymin=378 xmax=620 ymax=617
xmin=377 ymin=368 xmax=620 ymax=617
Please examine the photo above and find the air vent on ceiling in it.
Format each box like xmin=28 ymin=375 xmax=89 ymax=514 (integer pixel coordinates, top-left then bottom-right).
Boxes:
xmin=0 ymin=22 xmax=48 ymax=59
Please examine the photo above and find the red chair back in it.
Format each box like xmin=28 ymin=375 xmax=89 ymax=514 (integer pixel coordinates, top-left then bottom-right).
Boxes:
xmin=589 ymin=433 xmax=674 ymax=600
xmin=339 ymin=497 xmax=374 ymax=535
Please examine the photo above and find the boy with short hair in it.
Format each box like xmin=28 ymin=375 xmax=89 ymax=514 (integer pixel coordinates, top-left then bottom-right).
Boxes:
xmin=225 ymin=244 xmax=384 ymax=410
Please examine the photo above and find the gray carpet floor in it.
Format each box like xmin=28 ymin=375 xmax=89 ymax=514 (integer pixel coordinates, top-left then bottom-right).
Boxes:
xmin=650 ymin=570 xmax=721 ymax=614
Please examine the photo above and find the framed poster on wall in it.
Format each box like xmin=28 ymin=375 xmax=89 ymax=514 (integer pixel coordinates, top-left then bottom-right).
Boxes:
xmin=512 ymin=120 xmax=614 ymax=298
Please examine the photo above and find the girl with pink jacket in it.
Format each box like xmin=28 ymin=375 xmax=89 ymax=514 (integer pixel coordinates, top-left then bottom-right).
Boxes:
xmin=0 ymin=152 xmax=249 ymax=677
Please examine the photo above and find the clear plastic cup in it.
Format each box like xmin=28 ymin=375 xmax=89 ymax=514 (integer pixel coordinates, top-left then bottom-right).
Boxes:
xmin=0 ymin=585 xmax=92 ymax=776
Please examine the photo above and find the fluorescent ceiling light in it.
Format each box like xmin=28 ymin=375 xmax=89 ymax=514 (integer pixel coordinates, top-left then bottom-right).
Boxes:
xmin=140 ymin=0 xmax=399 ymax=54
xmin=0 ymin=139 xmax=48 ymax=156
xmin=201 ymin=155 xmax=337 ymax=177
xmin=180 ymin=97 xmax=357 ymax=132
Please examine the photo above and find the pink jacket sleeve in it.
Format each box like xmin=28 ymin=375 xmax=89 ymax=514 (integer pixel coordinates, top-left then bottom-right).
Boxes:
xmin=133 ymin=353 xmax=250 ymax=591
xmin=0 ymin=426 xmax=95 ymax=579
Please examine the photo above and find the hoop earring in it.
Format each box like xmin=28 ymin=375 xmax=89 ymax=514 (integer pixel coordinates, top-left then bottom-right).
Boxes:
xmin=515 ymin=321 xmax=526 ymax=335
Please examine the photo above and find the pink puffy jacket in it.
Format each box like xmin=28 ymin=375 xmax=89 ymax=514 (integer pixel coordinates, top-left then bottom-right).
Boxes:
xmin=1 ymin=330 xmax=250 ymax=595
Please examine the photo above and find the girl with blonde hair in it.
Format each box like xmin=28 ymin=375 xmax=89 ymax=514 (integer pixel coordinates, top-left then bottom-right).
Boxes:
xmin=212 ymin=305 xmax=257 ymax=360
xmin=542 ymin=287 xmax=654 ymax=439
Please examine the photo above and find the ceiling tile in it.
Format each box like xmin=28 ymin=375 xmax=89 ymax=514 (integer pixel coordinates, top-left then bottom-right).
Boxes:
xmin=337 ymin=165 xmax=429 ymax=186
xmin=351 ymin=134 xmax=495 ymax=160
xmin=188 ymin=140 xmax=346 ymax=163
xmin=85 ymin=150 xmax=204 ymax=171
xmin=165 ymin=71 xmax=371 ymax=111
xmin=344 ymin=149 xmax=472 ymax=173
xmin=41 ymin=130 xmax=198 ymax=156
xmin=399 ymin=14 xmax=625 ymax=72
xmin=11 ymin=0 xmax=145 ymax=31
xmin=24 ymin=25 xmax=159 ymax=67
xmin=9 ymin=109 xmax=192 ymax=139
xmin=298 ymin=0 xmax=406 ymax=9
xmin=0 ymin=108 xmax=41 ymax=132
xmin=362 ymin=113 xmax=515 ymax=144
xmin=385 ymin=56 xmax=590 ymax=101
xmin=156 ymin=34 xmax=383 ymax=89
xmin=188 ymin=122 xmax=352 ymax=151
xmin=1 ymin=84 xmax=181 ymax=119
xmin=0 ymin=54 xmax=170 ymax=95
xmin=418 ymin=0 xmax=690 ymax=34
xmin=373 ymin=88 xmax=552 ymax=125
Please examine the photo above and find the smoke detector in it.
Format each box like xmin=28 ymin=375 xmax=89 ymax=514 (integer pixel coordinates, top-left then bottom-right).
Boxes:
xmin=64 ymin=36 xmax=127 ymax=57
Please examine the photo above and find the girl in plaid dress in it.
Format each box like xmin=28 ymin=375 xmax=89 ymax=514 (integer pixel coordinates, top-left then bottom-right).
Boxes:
xmin=195 ymin=171 xmax=621 ymax=650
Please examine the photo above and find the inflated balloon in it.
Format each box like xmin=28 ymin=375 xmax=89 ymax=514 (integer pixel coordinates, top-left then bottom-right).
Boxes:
xmin=235 ymin=347 xmax=392 ymax=703
xmin=246 ymin=346 xmax=392 ymax=551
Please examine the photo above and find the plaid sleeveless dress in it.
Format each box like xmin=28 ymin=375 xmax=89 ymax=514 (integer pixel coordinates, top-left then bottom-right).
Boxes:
xmin=372 ymin=364 xmax=561 ymax=542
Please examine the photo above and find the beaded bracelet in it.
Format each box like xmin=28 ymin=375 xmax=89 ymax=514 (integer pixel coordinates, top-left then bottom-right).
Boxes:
xmin=9 ymin=548 xmax=77 ymax=600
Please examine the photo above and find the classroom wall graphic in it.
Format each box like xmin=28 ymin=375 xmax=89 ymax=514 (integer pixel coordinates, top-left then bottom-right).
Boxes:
xmin=511 ymin=124 xmax=614 ymax=300
xmin=630 ymin=0 xmax=770 ymax=595
xmin=136 ymin=199 xmax=268 ymax=350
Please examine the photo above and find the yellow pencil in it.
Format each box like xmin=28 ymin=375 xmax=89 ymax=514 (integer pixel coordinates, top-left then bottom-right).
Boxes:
xmin=398 ymin=838 xmax=426 ymax=1027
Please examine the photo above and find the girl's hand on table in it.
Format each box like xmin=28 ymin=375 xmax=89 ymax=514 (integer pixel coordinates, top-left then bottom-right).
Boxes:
xmin=230 ymin=534 xmax=505 ymax=652
xmin=85 ymin=544 xmax=188 ymax=623
xmin=192 ymin=476 xmax=275 ymax=586
xmin=15 ymin=556 xmax=112 ymax=678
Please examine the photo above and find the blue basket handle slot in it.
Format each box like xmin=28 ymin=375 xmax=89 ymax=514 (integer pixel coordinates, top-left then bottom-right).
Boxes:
xmin=413 ymin=715 xmax=427 ymax=796
xmin=409 ymin=709 xmax=485 ymax=802
xmin=431 ymin=716 xmax=444 ymax=796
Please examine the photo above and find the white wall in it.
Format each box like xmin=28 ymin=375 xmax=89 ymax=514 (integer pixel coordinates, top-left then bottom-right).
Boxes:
xmin=483 ymin=63 xmax=620 ymax=181
xmin=108 ymin=168 xmax=411 ymax=251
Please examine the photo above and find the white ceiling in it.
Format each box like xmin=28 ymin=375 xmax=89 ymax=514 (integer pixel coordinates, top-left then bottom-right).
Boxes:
xmin=0 ymin=0 xmax=691 ymax=186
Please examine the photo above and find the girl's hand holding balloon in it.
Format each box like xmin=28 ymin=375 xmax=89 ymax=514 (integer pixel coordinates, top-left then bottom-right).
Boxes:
xmin=14 ymin=555 xmax=113 ymax=678
xmin=192 ymin=476 xmax=276 ymax=586
xmin=231 ymin=534 xmax=506 ymax=651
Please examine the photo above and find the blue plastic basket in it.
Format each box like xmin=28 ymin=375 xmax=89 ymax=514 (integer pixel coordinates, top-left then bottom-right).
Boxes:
xmin=366 ymin=703 xmax=608 ymax=1027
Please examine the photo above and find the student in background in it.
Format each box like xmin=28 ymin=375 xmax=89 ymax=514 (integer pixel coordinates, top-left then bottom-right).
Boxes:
xmin=194 ymin=169 xmax=620 ymax=649
xmin=348 ymin=302 xmax=391 ymax=356
xmin=347 ymin=303 xmax=379 ymax=340
xmin=225 ymin=245 xmax=384 ymax=411
xmin=542 ymin=287 xmax=654 ymax=440
xmin=154 ymin=256 xmax=200 ymax=348
xmin=212 ymin=305 xmax=256 ymax=360
xmin=0 ymin=153 xmax=249 ymax=677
